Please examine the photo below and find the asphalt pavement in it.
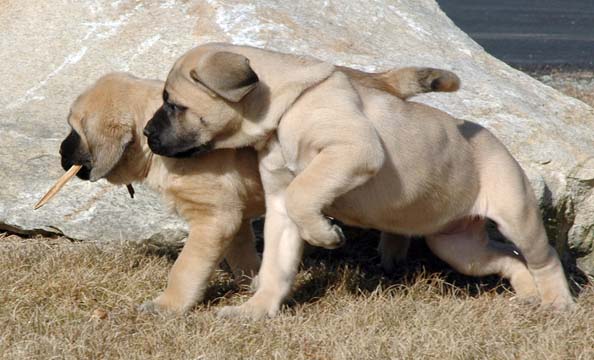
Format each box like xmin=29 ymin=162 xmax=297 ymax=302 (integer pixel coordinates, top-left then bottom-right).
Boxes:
xmin=437 ymin=0 xmax=594 ymax=69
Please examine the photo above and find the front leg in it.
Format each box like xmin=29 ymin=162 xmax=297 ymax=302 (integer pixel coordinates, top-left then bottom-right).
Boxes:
xmin=140 ymin=214 xmax=241 ymax=314
xmin=218 ymin=140 xmax=303 ymax=319
xmin=285 ymin=146 xmax=384 ymax=249
xmin=218 ymin=194 xmax=304 ymax=319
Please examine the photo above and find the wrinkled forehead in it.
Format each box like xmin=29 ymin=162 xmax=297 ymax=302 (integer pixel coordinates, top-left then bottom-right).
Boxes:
xmin=67 ymin=91 xmax=100 ymax=129
xmin=165 ymin=44 xmax=229 ymax=104
xmin=67 ymin=96 xmax=90 ymax=134
xmin=164 ymin=74 xmax=196 ymax=104
xmin=167 ymin=44 xmax=228 ymax=84
xmin=64 ymin=108 xmax=90 ymax=149
xmin=67 ymin=85 xmax=118 ymax=134
xmin=164 ymin=68 xmax=214 ymax=106
xmin=171 ymin=43 xmax=226 ymax=73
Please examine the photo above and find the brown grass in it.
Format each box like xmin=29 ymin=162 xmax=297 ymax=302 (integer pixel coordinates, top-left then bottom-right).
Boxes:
xmin=1 ymin=233 xmax=593 ymax=360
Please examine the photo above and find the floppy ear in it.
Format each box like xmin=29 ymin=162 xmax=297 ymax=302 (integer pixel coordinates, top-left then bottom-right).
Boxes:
xmin=87 ymin=122 xmax=134 ymax=182
xmin=89 ymin=132 xmax=133 ymax=181
xmin=189 ymin=51 xmax=259 ymax=102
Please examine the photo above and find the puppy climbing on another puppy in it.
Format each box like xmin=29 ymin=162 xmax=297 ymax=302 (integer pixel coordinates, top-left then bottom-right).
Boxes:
xmin=144 ymin=43 xmax=574 ymax=319
xmin=52 ymin=64 xmax=458 ymax=313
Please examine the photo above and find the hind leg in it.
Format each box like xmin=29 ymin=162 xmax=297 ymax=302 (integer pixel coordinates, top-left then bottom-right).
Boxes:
xmin=426 ymin=218 xmax=539 ymax=300
xmin=486 ymin=192 xmax=573 ymax=309
xmin=481 ymin=160 xmax=574 ymax=309
xmin=378 ymin=232 xmax=410 ymax=273
xmin=224 ymin=220 xmax=261 ymax=288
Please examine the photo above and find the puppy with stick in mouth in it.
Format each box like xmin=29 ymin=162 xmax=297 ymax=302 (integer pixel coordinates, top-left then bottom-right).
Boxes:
xmin=47 ymin=66 xmax=460 ymax=313
xmin=144 ymin=43 xmax=574 ymax=319
xmin=56 ymin=73 xmax=264 ymax=313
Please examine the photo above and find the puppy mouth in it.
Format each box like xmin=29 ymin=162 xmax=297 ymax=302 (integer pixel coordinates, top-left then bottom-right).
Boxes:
xmin=149 ymin=142 xmax=213 ymax=158
xmin=75 ymin=165 xmax=92 ymax=180
xmin=61 ymin=157 xmax=92 ymax=180
xmin=169 ymin=143 xmax=213 ymax=158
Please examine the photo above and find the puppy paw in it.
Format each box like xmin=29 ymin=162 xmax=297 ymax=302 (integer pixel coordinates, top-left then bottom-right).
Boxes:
xmin=137 ymin=295 xmax=188 ymax=314
xmin=541 ymin=296 xmax=576 ymax=312
xmin=302 ymin=224 xmax=345 ymax=250
xmin=508 ymin=274 xmax=539 ymax=304
xmin=138 ymin=300 xmax=165 ymax=314
xmin=249 ymin=275 xmax=260 ymax=292
xmin=217 ymin=292 xmax=281 ymax=320
xmin=510 ymin=295 xmax=540 ymax=307
xmin=217 ymin=303 xmax=274 ymax=320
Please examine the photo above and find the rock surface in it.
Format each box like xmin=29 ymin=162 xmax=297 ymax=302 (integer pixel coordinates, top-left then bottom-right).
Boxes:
xmin=1 ymin=1 xmax=593 ymax=270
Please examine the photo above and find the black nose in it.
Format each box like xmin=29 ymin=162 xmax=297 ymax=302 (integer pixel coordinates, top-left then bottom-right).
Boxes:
xmin=59 ymin=130 xmax=93 ymax=180
xmin=143 ymin=126 xmax=152 ymax=138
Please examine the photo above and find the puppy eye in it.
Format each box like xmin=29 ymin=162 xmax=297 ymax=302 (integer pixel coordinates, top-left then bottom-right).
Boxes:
xmin=167 ymin=102 xmax=187 ymax=113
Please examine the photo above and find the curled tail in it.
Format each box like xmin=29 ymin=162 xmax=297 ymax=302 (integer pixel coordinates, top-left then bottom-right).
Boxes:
xmin=340 ymin=66 xmax=461 ymax=99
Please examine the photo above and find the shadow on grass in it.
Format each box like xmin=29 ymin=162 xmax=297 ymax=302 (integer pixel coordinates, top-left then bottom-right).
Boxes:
xmin=131 ymin=219 xmax=592 ymax=308
xmin=290 ymin=227 xmax=510 ymax=307
xmin=135 ymin=238 xmax=183 ymax=262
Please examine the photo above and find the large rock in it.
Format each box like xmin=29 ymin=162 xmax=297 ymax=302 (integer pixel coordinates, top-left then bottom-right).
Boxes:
xmin=1 ymin=1 xmax=593 ymax=271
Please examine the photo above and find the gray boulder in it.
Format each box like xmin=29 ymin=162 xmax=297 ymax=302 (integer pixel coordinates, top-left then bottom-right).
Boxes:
xmin=1 ymin=1 xmax=592 ymax=272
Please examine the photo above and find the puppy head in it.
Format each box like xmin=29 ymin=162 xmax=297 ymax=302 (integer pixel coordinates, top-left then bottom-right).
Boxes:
xmin=60 ymin=73 xmax=143 ymax=182
xmin=144 ymin=47 xmax=259 ymax=158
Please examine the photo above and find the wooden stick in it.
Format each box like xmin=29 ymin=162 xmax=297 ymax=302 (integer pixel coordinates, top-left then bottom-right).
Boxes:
xmin=34 ymin=165 xmax=82 ymax=210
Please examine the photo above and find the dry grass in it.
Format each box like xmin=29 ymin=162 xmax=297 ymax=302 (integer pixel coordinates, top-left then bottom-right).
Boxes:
xmin=1 ymin=233 xmax=593 ymax=360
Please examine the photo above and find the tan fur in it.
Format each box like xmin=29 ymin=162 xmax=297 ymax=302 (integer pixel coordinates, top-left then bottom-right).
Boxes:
xmin=65 ymin=73 xmax=264 ymax=313
xmin=156 ymin=43 xmax=573 ymax=319
xmin=337 ymin=66 xmax=460 ymax=99
xmin=64 ymin=67 xmax=450 ymax=313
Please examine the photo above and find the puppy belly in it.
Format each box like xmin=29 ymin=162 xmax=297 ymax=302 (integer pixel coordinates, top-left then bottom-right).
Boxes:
xmin=326 ymin=194 xmax=472 ymax=237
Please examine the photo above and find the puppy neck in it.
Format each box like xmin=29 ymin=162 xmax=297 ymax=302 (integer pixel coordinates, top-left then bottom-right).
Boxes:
xmin=134 ymin=124 xmax=168 ymax=192
xmin=135 ymin=125 xmax=156 ymax=181
xmin=141 ymin=144 xmax=164 ymax=191
xmin=104 ymin=134 xmax=153 ymax=185
xmin=103 ymin=75 xmax=164 ymax=186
